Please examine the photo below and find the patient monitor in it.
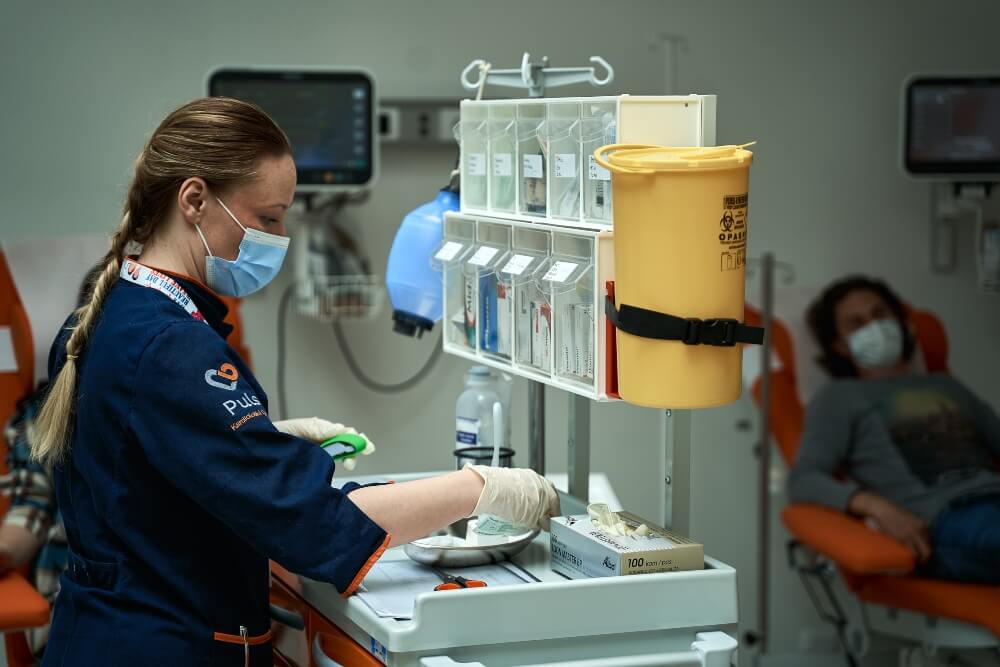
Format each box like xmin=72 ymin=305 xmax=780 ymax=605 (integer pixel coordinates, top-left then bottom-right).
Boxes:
xmin=209 ymin=68 xmax=377 ymax=191
xmin=903 ymin=74 xmax=1000 ymax=181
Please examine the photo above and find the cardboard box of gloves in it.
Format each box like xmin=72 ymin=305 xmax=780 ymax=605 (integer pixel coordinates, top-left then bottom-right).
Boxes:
xmin=550 ymin=511 xmax=704 ymax=579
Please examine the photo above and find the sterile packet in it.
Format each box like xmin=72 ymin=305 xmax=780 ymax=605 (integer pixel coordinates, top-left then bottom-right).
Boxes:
xmin=473 ymin=513 xmax=531 ymax=537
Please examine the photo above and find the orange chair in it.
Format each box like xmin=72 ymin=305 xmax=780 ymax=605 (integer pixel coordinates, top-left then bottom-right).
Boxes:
xmin=747 ymin=304 xmax=1000 ymax=663
xmin=0 ymin=252 xmax=50 ymax=667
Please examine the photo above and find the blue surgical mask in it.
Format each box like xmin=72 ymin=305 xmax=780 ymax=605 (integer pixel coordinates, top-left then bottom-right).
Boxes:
xmin=195 ymin=197 xmax=290 ymax=297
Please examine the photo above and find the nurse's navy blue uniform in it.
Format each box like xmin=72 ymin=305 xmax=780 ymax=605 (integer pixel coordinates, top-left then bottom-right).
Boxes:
xmin=41 ymin=260 xmax=389 ymax=666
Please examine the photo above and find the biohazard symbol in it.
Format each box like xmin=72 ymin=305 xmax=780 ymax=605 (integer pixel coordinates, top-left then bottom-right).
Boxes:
xmin=720 ymin=210 xmax=735 ymax=232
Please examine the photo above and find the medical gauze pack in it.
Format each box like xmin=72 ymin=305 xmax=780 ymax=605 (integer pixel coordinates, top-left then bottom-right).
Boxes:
xmin=550 ymin=513 xmax=703 ymax=579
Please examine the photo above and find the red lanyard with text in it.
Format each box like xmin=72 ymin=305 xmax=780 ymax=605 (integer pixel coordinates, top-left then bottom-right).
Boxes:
xmin=119 ymin=259 xmax=208 ymax=324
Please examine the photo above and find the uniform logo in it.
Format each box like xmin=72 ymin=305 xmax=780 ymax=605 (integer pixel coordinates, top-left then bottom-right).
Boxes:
xmin=223 ymin=392 xmax=262 ymax=416
xmin=205 ymin=362 xmax=239 ymax=391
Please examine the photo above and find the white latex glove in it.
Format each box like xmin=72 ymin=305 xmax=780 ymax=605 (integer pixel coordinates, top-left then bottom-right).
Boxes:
xmin=464 ymin=464 xmax=561 ymax=532
xmin=273 ymin=417 xmax=376 ymax=470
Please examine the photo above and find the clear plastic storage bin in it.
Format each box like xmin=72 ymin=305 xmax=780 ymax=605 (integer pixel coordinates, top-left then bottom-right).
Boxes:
xmin=539 ymin=233 xmax=596 ymax=390
xmin=433 ymin=216 xmax=477 ymax=351
xmin=455 ymin=107 xmax=488 ymax=212
xmin=501 ymin=226 xmax=552 ymax=377
xmin=457 ymin=95 xmax=716 ymax=229
xmin=516 ymin=106 xmax=547 ymax=218
xmin=544 ymin=104 xmax=582 ymax=222
xmin=467 ymin=221 xmax=512 ymax=360
xmin=487 ymin=104 xmax=517 ymax=214
xmin=581 ymin=101 xmax=617 ymax=224
xmin=442 ymin=212 xmax=615 ymax=401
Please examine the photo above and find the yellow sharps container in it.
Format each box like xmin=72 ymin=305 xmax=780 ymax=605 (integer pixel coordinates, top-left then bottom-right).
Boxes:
xmin=593 ymin=144 xmax=762 ymax=409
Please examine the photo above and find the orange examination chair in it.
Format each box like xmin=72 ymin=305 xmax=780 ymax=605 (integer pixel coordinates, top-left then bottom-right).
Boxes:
xmin=748 ymin=303 xmax=1000 ymax=664
xmin=0 ymin=252 xmax=49 ymax=667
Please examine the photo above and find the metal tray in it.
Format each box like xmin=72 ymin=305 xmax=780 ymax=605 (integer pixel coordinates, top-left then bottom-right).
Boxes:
xmin=404 ymin=517 xmax=538 ymax=568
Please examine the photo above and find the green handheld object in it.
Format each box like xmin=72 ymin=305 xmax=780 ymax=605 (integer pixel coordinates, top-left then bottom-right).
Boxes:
xmin=320 ymin=433 xmax=367 ymax=461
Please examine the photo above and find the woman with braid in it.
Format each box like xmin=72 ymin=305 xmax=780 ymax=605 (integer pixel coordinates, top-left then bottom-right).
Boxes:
xmin=29 ymin=98 xmax=558 ymax=666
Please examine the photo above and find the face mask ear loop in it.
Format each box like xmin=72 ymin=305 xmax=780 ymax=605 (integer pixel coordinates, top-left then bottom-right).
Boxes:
xmin=194 ymin=223 xmax=214 ymax=258
xmin=215 ymin=196 xmax=249 ymax=233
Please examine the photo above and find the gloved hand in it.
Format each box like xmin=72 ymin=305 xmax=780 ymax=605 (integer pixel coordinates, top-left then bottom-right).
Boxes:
xmin=464 ymin=464 xmax=561 ymax=532
xmin=273 ymin=417 xmax=375 ymax=471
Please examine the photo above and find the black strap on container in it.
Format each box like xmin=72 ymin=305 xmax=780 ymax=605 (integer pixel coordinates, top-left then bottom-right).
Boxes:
xmin=605 ymin=297 xmax=764 ymax=347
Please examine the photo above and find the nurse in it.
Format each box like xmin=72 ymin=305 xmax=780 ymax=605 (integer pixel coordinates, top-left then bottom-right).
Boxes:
xmin=29 ymin=97 xmax=559 ymax=666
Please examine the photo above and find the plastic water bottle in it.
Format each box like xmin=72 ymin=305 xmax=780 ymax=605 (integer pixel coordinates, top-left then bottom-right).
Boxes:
xmin=385 ymin=187 xmax=460 ymax=337
xmin=455 ymin=366 xmax=507 ymax=468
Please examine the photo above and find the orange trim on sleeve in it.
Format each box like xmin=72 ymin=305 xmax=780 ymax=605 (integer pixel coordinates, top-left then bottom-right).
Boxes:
xmin=213 ymin=629 xmax=273 ymax=646
xmin=342 ymin=533 xmax=392 ymax=598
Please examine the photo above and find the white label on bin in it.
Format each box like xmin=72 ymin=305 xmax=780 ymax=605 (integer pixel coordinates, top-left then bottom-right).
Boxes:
xmin=434 ymin=241 xmax=464 ymax=262
xmin=468 ymin=153 xmax=486 ymax=177
xmin=468 ymin=246 xmax=500 ymax=267
xmin=523 ymin=154 xmax=543 ymax=179
xmin=493 ymin=153 xmax=512 ymax=177
xmin=543 ymin=261 xmax=579 ymax=283
xmin=555 ymin=154 xmax=577 ymax=178
xmin=589 ymin=155 xmax=611 ymax=181
xmin=500 ymin=254 xmax=535 ymax=276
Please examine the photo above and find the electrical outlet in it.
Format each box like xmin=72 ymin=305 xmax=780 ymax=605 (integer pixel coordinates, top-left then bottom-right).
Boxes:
xmin=436 ymin=108 xmax=461 ymax=143
xmin=378 ymin=99 xmax=461 ymax=145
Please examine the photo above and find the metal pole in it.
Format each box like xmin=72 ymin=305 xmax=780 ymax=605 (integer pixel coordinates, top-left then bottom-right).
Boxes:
xmin=528 ymin=380 xmax=545 ymax=474
xmin=663 ymin=409 xmax=692 ymax=535
xmin=757 ymin=252 xmax=775 ymax=656
xmin=568 ymin=393 xmax=591 ymax=501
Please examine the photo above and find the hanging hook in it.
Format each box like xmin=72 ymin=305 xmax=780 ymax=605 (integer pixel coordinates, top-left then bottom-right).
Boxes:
xmin=460 ymin=59 xmax=489 ymax=92
xmin=589 ymin=56 xmax=614 ymax=86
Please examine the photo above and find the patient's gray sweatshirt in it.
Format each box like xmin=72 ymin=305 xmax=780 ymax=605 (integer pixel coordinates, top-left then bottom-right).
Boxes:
xmin=788 ymin=373 xmax=1000 ymax=521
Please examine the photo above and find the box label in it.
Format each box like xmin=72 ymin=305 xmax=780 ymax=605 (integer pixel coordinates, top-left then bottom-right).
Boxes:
xmin=543 ymin=261 xmax=578 ymax=283
xmin=500 ymin=253 xmax=535 ymax=276
xmin=434 ymin=241 xmax=464 ymax=262
xmin=589 ymin=155 xmax=611 ymax=181
xmin=468 ymin=246 xmax=499 ymax=267
xmin=555 ymin=153 xmax=577 ymax=178
xmin=493 ymin=153 xmax=512 ymax=177
xmin=468 ymin=153 xmax=486 ymax=177
xmin=523 ymin=154 xmax=543 ymax=179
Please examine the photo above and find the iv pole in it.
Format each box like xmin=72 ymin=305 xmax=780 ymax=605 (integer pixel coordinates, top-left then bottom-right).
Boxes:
xmin=459 ymin=53 xmax=613 ymax=504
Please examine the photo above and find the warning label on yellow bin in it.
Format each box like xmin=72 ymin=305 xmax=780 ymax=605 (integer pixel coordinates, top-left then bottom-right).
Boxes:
xmin=719 ymin=193 xmax=748 ymax=271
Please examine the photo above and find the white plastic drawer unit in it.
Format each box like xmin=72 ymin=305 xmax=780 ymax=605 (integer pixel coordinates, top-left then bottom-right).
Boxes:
xmin=434 ymin=211 xmax=616 ymax=401
xmin=456 ymin=95 xmax=717 ymax=230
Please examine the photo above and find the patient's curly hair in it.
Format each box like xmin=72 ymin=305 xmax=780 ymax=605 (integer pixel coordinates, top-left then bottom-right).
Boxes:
xmin=806 ymin=276 xmax=915 ymax=378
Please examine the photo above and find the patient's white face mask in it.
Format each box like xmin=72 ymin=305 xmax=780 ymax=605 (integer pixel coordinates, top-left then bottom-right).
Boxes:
xmin=847 ymin=318 xmax=903 ymax=370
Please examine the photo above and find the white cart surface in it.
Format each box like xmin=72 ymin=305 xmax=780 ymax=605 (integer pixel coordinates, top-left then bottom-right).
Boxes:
xmin=297 ymin=473 xmax=738 ymax=666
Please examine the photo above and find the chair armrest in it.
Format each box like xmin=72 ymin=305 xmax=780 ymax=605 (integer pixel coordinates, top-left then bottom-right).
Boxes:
xmin=0 ymin=571 xmax=49 ymax=630
xmin=782 ymin=503 xmax=916 ymax=575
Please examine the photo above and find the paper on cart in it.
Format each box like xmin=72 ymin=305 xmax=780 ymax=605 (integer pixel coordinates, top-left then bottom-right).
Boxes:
xmin=357 ymin=560 xmax=534 ymax=620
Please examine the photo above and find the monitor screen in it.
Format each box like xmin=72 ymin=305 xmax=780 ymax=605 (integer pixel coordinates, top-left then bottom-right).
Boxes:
xmin=209 ymin=69 xmax=374 ymax=188
xmin=904 ymin=76 xmax=1000 ymax=177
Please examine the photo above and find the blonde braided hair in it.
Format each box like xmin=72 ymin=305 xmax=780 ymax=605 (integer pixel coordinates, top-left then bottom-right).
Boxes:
xmin=30 ymin=97 xmax=290 ymax=466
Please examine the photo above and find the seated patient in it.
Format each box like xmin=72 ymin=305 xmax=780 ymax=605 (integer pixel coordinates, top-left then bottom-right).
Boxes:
xmin=788 ymin=276 xmax=1000 ymax=584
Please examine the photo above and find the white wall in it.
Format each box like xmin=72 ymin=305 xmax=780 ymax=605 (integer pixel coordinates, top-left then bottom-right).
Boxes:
xmin=2 ymin=0 xmax=998 ymax=659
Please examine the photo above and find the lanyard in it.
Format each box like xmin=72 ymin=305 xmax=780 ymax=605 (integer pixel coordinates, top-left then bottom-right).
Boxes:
xmin=119 ymin=259 xmax=207 ymax=324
